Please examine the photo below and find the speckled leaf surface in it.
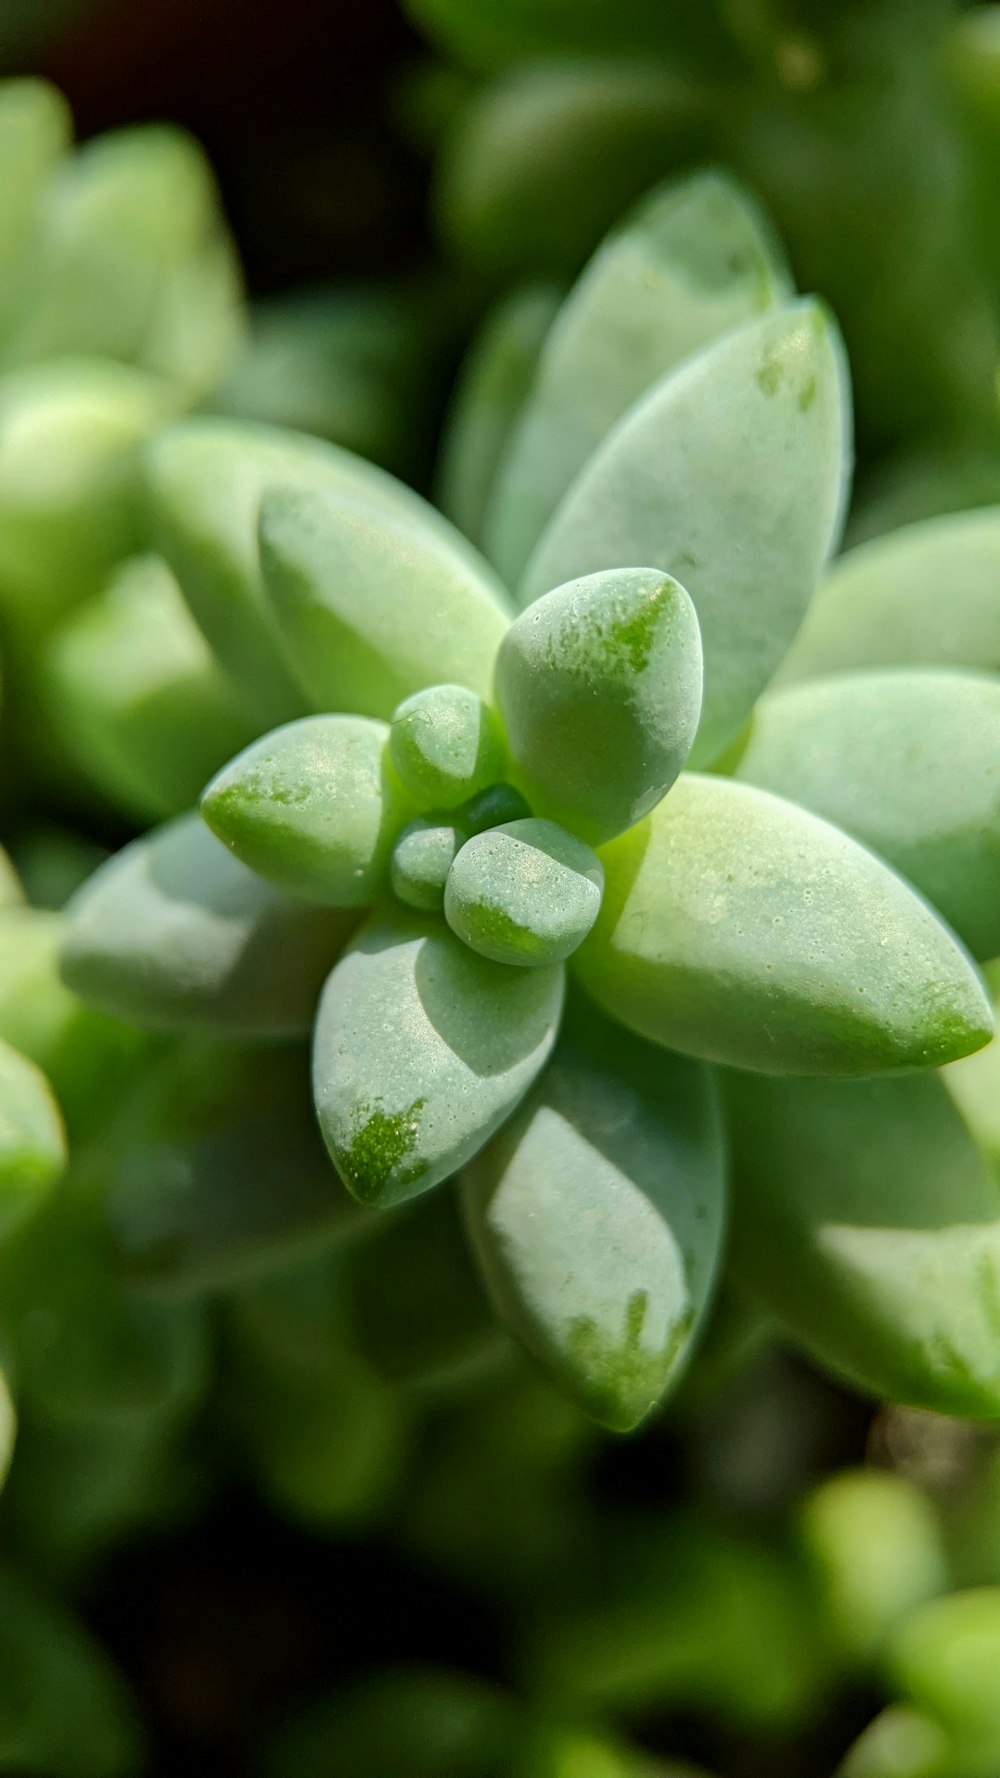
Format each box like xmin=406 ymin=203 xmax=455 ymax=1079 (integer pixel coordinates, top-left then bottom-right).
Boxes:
xmin=522 ymin=301 xmax=850 ymax=766
xmin=726 ymin=1069 xmax=1000 ymax=1415
xmin=777 ymin=508 xmax=1000 ymax=686
xmin=61 ymin=813 xmax=354 ymax=1037
xmin=737 ymin=669 xmax=1000 ymax=960
xmin=485 ymin=171 xmax=791 ymax=585
xmin=573 ymin=774 xmax=993 ymax=1076
xmin=259 ymin=484 xmax=511 ymax=717
xmin=462 ymin=1011 xmax=725 ymax=1430
xmin=312 ymin=909 xmax=564 ymax=1208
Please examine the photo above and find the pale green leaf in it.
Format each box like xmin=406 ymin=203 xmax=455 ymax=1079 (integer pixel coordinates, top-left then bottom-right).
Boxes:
xmin=573 ymin=774 xmax=993 ymax=1075
xmin=523 ymin=301 xmax=850 ymax=766
xmin=312 ymin=908 xmax=564 ymax=1206
xmin=0 ymin=1037 xmax=65 ymax=1240
xmin=485 ymin=170 xmax=791 ymax=585
xmin=737 ymin=668 xmax=1000 ymax=959
xmin=61 ymin=813 xmax=354 ymax=1037
xmin=462 ymin=1011 xmax=725 ymax=1430
xmin=726 ymin=1068 xmax=1000 ymax=1414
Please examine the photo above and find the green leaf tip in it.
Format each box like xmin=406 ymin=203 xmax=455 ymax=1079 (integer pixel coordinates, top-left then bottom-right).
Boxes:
xmin=389 ymin=682 xmax=505 ymax=809
xmin=495 ymin=566 xmax=702 ymax=844
xmin=444 ymin=817 xmax=603 ymax=967
xmin=202 ymin=714 xmax=404 ymax=907
xmin=313 ymin=909 xmax=564 ymax=1208
xmin=390 ymin=816 xmax=468 ymax=913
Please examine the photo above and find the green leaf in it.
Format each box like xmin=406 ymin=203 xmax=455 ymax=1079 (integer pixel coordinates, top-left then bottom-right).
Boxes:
xmin=777 ymin=508 xmax=1000 ymax=685
xmin=0 ymin=1561 xmax=142 ymax=1778
xmin=259 ymin=483 xmax=511 ymax=716
xmin=726 ymin=1068 xmax=1000 ymax=1414
xmin=462 ymin=1011 xmax=725 ymax=1430
xmin=0 ymin=1037 xmax=65 ymax=1239
xmin=61 ymin=813 xmax=354 ymax=1037
xmin=888 ymin=1589 xmax=1000 ymax=1754
xmin=312 ymin=908 xmax=564 ymax=1207
xmin=145 ymin=416 xmax=504 ymax=726
xmin=108 ymin=1041 xmax=364 ymax=1299
xmin=405 ymin=0 xmax=714 ymax=66
xmin=390 ymin=816 xmax=468 ymax=913
xmin=485 ymin=170 xmax=792 ymax=585
xmin=45 ymin=553 xmax=258 ymax=824
xmin=435 ymin=65 xmax=710 ymax=281
xmin=944 ymin=961 xmax=1000 ymax=1173
xmin=262 ymin=1666 xmax=518 ymax=1778
xmin=390 ymin=684 xmax=504 ymax=810
xmin=495 ymin=567 xmax=702 ymax=844
xmin=799 ymin=1470 xmax=948 ymax=1669
xmin=444 ymin=818 xmax=603 ymax=967
xmin=573 ymin=774 xmax=993 ymax=1076
xmin=737 ymin=669 xmax=1000 ymax=960
xmin=838 ymin=1707 xmax=952 ymax=1778
xmin=522 ymin=301 xmax=850 ymax=767
xmin=438 ymin=283 xmax=561 ymax=546
xmin=2 ymin=122 xmax=243 ymax=394
xmin=0 ymin=360 xmax=179 ymax=633
xmin=202 ymin=714 xmax=405 ymax=906
xmin=0 ymin=906 xmax=144 ymax=1143
xmin=0 ymin=1366 xmax=13 ymax=1498
xmin=0 ymin=79 xmax=70 ymax=336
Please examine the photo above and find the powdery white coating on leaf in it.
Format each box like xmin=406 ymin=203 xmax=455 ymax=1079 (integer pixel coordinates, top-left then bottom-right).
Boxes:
xmin=312 ymin=909 xmax=564 ymax=1207
xmin=495 ymin=566 xmax=702 ymax=844
xmin=61 ymin=813 xmax=353 ymax=1036
xmin=445 ymin=818 xmax=603 ymax=966
xmin=389 ymin=683 xmax=504 ymax=809
xmin=462 ymin=1015 xmax=725 ymax=1430
xmin=485 ymin=168 xmax=792 ymax=583
xmin=727 ymin=1070 xmax=1000 ymax=1415
xmin=202 ymin=714 xmax=404 ymax=907
xmin=573 ymin=774 xmax=993 ymax=1076
xmin=737 ymin=668 xmax=1000 ymax=960
xmin=259 ymin=483 xmax=512 ymax=718
xmin=522 ymin=300 xmax=850 ymax=768
xmin=776 ymin=506 xmax=1000 ymax=685
xmin=145 ymin=415 xmax=502 ymax=725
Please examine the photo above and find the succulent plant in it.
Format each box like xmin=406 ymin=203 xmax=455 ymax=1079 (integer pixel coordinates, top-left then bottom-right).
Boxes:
xmin=54 ymin=172 xmax=999 ymax=1441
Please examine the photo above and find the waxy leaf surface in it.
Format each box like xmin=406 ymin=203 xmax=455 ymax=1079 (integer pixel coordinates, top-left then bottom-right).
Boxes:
xmin=495 ymin=567 xmax=702 ymax=844
xmin=486 ymin=170 xmax=791 ymax=584
xmin=61 ymin=813 xmax=353 ymax=1037
xmin=726 ymin=1069 xmax=1000 ymax=1414
xmin=777 ymin=508 xmax=1000 ymax=685
xmin=522 ymin=302 xmax=850 ymax=766
xmin=573 ymin=774 xmax=993 ymax=1076
xmin=260 ymin=484 xmax=511 ymax=716
xmin=203 ymin=715 xmax=405 ymax=907
xmin=462 ymin=1013 xmax=725 ymax=1430
xmin=313 ymin=909 xmax=564 ymax=1207
xmin=737 ymin=668 xmax=1000 ymax=960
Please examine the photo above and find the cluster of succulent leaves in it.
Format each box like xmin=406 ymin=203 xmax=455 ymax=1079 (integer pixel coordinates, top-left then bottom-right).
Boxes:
xmin=2 ymin=11 xmax=1000 ymax=1774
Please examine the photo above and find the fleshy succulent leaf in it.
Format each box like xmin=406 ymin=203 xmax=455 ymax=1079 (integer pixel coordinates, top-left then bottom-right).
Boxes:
xmin=390 ymin=816 xmax=468 ymax=913
xmin=0 ymin=1037 xmax=65 ymax=1239
xmin=202 ymin=714 xmax=405 ymax=907
xmin=736 ymin=668 xmax=1000 ymax=960
xmin=144 ymin=416 xmax=499 ymax=726
xmin=573 ymin=774 xmax=993 ymax=1076
xmin=259 ymin=483 xmax=512 ymax=716
xmin=462 ymin=1009 xmax=726 ymax=1430
xmin=437 ymin=282 xmax=561 ymax=547
xmin=46 ymin=553 xmax=258 ymax=824
xmin=522 ymin=300 xmax=851 ymax=767
xmin=61 ymin=813 xmax=354 ymax=1037
xmin=312 ymin=908 xmax=564 ymax=1207
xmin=725 ymin=1068 xmax=1000 ymax=1416
xmin=777 ymin=507 xmax=1000 ymax=685
xmin=494 ymin=567 xmax=702 ymax=844
xmin=444 ymin=817 xmax=603 ymax=967
xmin=484 ymin=169 xmax=792 ymax=584
xmin=389 ymin=684 xmax=504 ymax=810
